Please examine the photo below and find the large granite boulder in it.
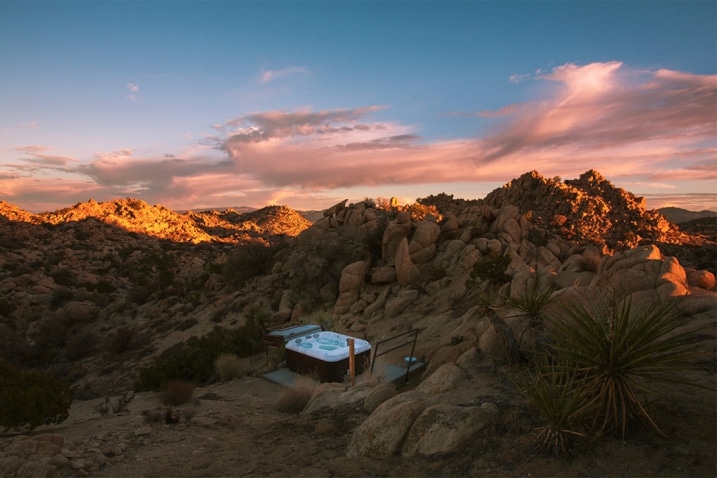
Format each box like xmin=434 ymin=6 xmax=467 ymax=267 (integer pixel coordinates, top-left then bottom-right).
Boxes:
xmin=346 ymin=396 xmax=426 ymax=458
xmin=408 ymin=219 xmax=441 ymax=264
xmin=382 ymin=211 xmax=412 ymax=262
xmin=401 ymin=403 xmax=498 ymax=457
xmin=394 ymin=238 xmax=420 ymax=286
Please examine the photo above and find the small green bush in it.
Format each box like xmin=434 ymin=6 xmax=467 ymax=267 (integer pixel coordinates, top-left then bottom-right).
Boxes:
xmin=0 ymin=360 xmax=71 ymax=430
xmin=49 ymin=287 xmax=74 ymax=310
xmin=471 ymin=252 xmax=511 ymax=282
xmin=222 ymin=241 xmax=277 ymax=286
xmin=50 ymin=268 xmax=76 ymax=286
xmin=135 ymin=321 xmax=264 ymax=391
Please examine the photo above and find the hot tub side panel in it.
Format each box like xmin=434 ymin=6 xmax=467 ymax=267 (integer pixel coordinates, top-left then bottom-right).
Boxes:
xmin=285 ymin=349 xmax=371 ymax=382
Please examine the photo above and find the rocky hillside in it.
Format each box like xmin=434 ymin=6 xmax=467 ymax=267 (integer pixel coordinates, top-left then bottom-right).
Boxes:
xmin=0 ymin=169 xmax=712 ymax=392
xmin=478 ymin=170 xmax=674 ymax=251
xmin=0 ymin=169 xmax=715 ymax=477
xmin=0 ymin=198 xmax=312 ymax=244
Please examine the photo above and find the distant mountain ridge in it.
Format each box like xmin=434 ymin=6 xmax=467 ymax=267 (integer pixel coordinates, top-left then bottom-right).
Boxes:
xmin=657 ymin=207 xmax=717 ymax=224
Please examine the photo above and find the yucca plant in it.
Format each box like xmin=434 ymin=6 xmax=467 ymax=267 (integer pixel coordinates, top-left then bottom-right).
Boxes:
xmin=548 ymin=296 xmax=706 ymax=439
xmin=507 ymin=282 xmax=558 ymax=327
xmin=513 ymin=360 xmax=592 ymax=456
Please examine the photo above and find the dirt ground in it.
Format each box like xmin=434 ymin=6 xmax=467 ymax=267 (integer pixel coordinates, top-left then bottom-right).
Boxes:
xmin=20 ymin=358 xmax=715 ymax=478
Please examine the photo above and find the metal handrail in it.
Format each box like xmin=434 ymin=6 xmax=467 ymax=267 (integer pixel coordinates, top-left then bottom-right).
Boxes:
xmin=370 ymin=328 xmax=420 ymax=385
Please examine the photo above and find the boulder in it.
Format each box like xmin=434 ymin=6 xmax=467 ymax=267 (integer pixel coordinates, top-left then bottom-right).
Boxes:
xmin=334 ymin=260 xmax=369 ymax=315
xmin=415 ymin=362 xmax=466 ymax=394
xmin=304 ymin=383 xmax=371 ymax=414
xmin=323 ymin=199 xmax=348 ymax=217
xmin=394 ymin=238 xmax=420 ymax=286
xmin=401 ymin=403 xmax=499 ymax=456
xmin=364 ymin=383 xmax=398 ymax=413
xmin=364 ymin=287 xmax=390 ymax=319
xmin=344 ymin=202 xmax=367 ymax=226
xmin=371 ymin=266 xmax=397 ymax=285
xmin=346 ymin=397 xmax=426 ymax=458
xmin=441 ymin=213 xmax=460 ymax=235
xmin=385 ymin=289 xmax=419 ymax=318
xmin=382 ymin=211 xmax=412 ymax=262
xmin=455 ymin=347 xmax=483 ymax=371
xmin=590 ymin=245 xmax=690 ymax=302
xmin=686 ymin=268 xmax=716 ymax=291
xmin=408 ymin=220 xmax=441 ymax=264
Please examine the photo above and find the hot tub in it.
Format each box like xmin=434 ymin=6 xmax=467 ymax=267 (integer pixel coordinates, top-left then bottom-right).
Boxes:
xmin=285 ymin=331 xmax=371 ymax=382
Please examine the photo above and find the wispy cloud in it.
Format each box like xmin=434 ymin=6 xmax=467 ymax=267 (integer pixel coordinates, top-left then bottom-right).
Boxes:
xmin=126 ymin=82 xmax=139 ymax=101
xmin=258 ymin=66 xmax=309 ymax=84
xmin=14 ymin=145 xmax=77 ymax=169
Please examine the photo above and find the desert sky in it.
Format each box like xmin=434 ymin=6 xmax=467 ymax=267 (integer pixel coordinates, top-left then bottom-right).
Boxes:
xmin=1 ymin=1 xmax=715 ymax=212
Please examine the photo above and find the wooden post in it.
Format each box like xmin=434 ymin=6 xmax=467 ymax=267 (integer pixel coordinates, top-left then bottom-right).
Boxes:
xmin=348 ymin=338 xmax=355 ymax=387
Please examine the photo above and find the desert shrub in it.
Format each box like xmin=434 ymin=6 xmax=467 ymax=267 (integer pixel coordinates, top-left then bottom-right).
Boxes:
xmin=50 ymin=268 xmax=76 ymax=286
xmin=527 ymin=228 xmax=548 ymax=247
xmin=276 ymin=377 xmax=318 ymax=413
xmin=50 ymin=287 xmax=75 ymax=310
xmin=126 ymin=284 xmax=155 ymax=305
xmin=89 ymin=292 xmax=114 ymax=309
xmin=85 ymin=280 xmax=116 ymax=294
xmin=135 ymin=320 xmax=264 ymax=391
xmin=0 ymin=360 xmax=71 ymax=430
xmin=65 ymin=329 xmax=99 ymax=360
xmin=471 ymin=252 xmax=511 ymax=282
xmin=214 ymin=353 xmax=248 ymax=381
xmin=160 ymin=380 xmax=195 ymax=406
xmin=108 ymin=326 xmax=137 ymax=354
xmin=286 ymin=229 xmax=364 ymax=307
xmin=222 ymin=241 xmax=277 ymax=286
xmin=0 ymin=298 xmax=16 ymax=318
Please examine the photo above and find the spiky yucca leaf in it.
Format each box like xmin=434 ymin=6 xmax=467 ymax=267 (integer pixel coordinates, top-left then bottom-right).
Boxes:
xmin=513 ymin=360 xmax=592 ymax=456
xmin=507 ymin=283 xmax=558 ymax=327
xmin=548 ymin=297 xmax=705 ymax=439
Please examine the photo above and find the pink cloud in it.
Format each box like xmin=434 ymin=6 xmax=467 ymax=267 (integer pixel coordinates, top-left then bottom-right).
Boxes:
xmin=2 ymin=62 xmax=715 ymax=213
xmin=479 ymin=62 xmax=716 ymax=163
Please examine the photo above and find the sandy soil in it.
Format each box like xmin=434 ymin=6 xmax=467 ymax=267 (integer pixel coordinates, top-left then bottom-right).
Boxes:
xmin=19 ymin=359 xmax=715 ymax=478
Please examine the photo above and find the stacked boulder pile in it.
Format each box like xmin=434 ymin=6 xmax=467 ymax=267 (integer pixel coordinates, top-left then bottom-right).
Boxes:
xmin=262 ymin=170 xmax=714 ymax=333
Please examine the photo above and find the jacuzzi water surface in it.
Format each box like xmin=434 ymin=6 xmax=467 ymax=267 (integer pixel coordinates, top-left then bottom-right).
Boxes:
xmin=285 ymin=331 xmax=371 ymax=362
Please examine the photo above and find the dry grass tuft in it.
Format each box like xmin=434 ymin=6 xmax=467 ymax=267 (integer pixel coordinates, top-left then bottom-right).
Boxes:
xmin=160 ymin=380 xmax=196 ymax=406
xmin=276 ymin=377 xmax=318 ymax=414
xmin=214 ymin=353 xmax=250 ymax=382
